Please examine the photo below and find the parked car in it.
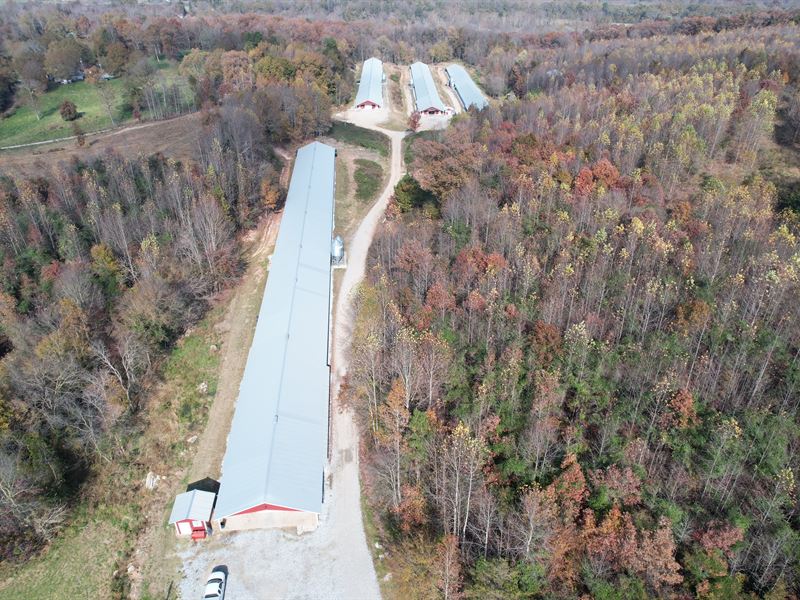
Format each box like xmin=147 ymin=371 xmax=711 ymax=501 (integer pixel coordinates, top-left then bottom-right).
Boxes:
xmin=203 ymin=570 xmax=226 ymax=599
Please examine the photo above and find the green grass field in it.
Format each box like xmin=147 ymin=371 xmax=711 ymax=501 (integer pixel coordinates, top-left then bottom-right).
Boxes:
xmin=0 ymin=61 xmax=189 ymax=148
xmin=0 ymin=505 xmax=133 ymax=600
xmin=354 ymin=158 xmax=383 ymax=201
xmin=328 ymin=122 xmax=390 ymax=157
xmin=0 ymin=78 xmax=129 ymax=147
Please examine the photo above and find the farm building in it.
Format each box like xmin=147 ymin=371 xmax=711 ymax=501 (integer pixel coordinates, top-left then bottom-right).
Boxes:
xmin=213 ymin=141 xmax=336 ymax=533
xmin=355 ymin=57 xmax=384 ymax=108
xmin=168 ymin=489 xmax=216 ymax=539
xmin=445 ymin=64 xmax=488 ymax=110
xmin=410 ymin=62 xmax=445 ymax=114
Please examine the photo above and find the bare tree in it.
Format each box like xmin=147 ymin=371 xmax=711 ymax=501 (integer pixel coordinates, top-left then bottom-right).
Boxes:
xmin=96 ymin=81 xmax=118 ymax=127
xmin=91 ymin=331 xmax=151 ymax=412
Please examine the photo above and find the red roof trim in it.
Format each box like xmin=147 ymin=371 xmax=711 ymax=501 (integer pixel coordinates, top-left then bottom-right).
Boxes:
xmin=233 ymin=502 xmax=301 ymax=515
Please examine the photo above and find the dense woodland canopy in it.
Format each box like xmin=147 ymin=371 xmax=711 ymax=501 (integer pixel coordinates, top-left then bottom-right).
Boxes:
xmin=0 ymin=125 xmax=284 ymax=558
xmin=0 ymin=0 xmax=380 ymax=559
xmin=349 ymin=13 xmax=800 ymax=600
xmin=0 ymin=1 xmax=799 ymax=598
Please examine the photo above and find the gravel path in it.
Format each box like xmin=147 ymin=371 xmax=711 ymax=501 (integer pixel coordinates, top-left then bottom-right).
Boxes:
xmin=177 ymin=121 xmax=405 ymax=600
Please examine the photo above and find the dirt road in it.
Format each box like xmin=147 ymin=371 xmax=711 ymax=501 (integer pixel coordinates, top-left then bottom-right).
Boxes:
xmin=185 ymin=216 xmax=279 ymax=485
xmin=0 ymin=112 xmax=202 ymax=177
xmin=331 ymin=121 xmax=405 ymax=352
xmin=177 ymin=122 xmax=404 ymax=600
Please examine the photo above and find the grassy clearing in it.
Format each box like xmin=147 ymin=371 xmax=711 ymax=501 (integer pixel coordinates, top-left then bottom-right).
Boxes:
xmin=334 ymin=157 xmax=352 ymax=235
xmin=361 ymin=492 xmax=394 ymax=597
xmin=329 ymin=122 xmax=390 ymax=157
xmin=0 ymin=79 xmax=129 ymax=147
xmin=354 ymin=158 xmax=383 ymax=201
xmin=162 ymin=326 xmax=221 ymax=429
xmin=0 ymin=317 xmax=221 ymax=600
xmin=0 ymin=62 xmax=188 ymax=147
xmin=0 ymin=506 xmax=132 ymax=600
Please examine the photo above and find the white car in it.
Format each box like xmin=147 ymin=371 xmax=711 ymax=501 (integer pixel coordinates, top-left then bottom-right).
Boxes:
xmin=203 ymin=570 xmax=226 ymax=599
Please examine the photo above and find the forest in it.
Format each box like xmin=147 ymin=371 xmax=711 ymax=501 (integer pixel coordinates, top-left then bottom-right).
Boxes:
xmin=0 ymin=2 xmax=351 ymax=562
xmin=0 ymin=0 xmax=799 ymax=597
xmin=349 ymin=13 xmax=800 ymax=600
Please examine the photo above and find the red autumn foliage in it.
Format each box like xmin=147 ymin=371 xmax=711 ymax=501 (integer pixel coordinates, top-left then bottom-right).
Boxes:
xmin=395 ymin=484 xmax=427 ymax=532
xmin=531 ymin=320 xmax=562 ymax=365
xmin=660 ymin=388 xmax=698 ymax=430
xmin=552 ymin=453 xmax=588 ymax=520
xmin=574 ymin=167 xmax=595 ymax=196
xmin=590 ymin=465 xmax=643 ymax=506
xmin=485 ymin=252 xmax=508 ymax=275
xmin=466 ymin=289 xmax=487 ymax=313
xmin=396 ymin=238 xmax=434 ymax=275
xmin=695 ymin=522 xmax=744 ymax=559
xmin=454 ymin=245 xmax=488 ymax=286
xmin=592 ymin=158 xmax=620 ymax=188
xmin=425 ymin=281 xmax=457 ymax=318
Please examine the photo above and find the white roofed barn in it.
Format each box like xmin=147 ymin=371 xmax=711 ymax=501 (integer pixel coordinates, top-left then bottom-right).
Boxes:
xmin=445 ymin=64 xmax=488 ymax=110
xmin=355 ymin=57 xmax=384 ymax=109
xmin=410 ymin=62 xmax=445 ymax=114
xmin=213 ymin=141 xmax=336 ymax=533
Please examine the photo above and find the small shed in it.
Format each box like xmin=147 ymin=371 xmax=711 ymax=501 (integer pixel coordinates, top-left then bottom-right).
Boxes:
xmin=168 ymin=489 xmax=216 ymax=539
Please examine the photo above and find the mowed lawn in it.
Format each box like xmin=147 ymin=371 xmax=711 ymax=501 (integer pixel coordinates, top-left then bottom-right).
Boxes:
xmin=0 ymin=78 xmax=129 ymax=147
xmin=0 ymin=62 xmax=189 ymax=148
xmin=328 ymin=121 xmax=390 ymax=157
xmin=354 ymin=158 xmax=383 ymax=201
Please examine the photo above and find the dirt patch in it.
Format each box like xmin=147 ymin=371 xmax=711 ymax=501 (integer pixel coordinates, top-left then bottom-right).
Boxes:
xmin=318 ymin=137 xmax=389 ymax=242
xmin=399 ymin=67 xmax=416 ymax=122
xmin=0 ymin=113 xmax=203 ymax=177
xmin=382 ymin=64 xmax=411 ymax=131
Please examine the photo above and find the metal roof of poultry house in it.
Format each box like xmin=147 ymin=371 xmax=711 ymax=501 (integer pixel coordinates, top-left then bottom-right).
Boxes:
xmin=410 ymin=62 xmax=445 ymax=113
xmin=214 ymin=141 xmax=335 ymax=518
xmin=445 ymin=64 xmax=488 ymax=110
xmin=355 ymin=57 xmax=384 ymax=107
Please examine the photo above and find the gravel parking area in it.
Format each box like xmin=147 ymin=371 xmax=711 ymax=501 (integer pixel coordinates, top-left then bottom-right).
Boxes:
xmin=178 ymin=407 xmax=379 ymax=599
